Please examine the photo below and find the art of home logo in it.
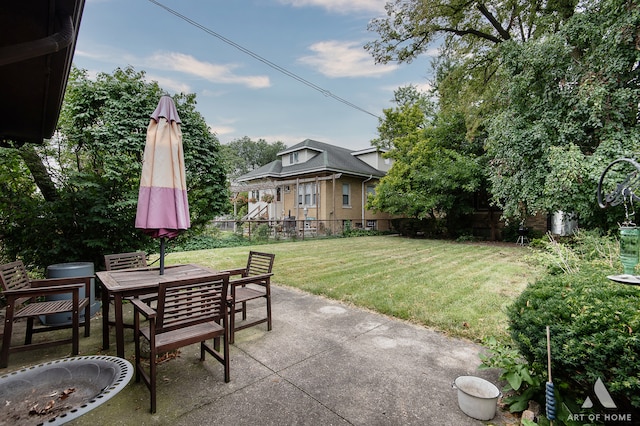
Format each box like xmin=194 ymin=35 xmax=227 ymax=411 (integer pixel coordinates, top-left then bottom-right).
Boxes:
xmin=567 ymin=377 xmax=634 ymax=423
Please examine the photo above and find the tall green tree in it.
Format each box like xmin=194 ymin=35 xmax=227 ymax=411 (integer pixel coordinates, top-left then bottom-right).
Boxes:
xmin=487 ymin=0 xmax=640 ymax=225
xmin=368 ymin=0 xmax=639 ymax=228
xmin=369 ymin=87 xmax=485 ymax=235
xmin=0 ymin=66 xmax=229 ymax=270
xmin=220 ymin=136 xmax=286 ymax=180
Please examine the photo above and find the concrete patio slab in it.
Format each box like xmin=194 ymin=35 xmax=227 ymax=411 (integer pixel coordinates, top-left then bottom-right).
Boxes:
xmin=1 ymin=285 xmax=516 ymax=425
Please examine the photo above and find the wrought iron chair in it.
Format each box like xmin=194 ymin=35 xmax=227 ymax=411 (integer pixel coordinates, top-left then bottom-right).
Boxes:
xmin=223 ymin=251 xmax=275 ymax=343
xmin=132 ymin=273 xmax=231 ymax=413
xmin=0 ymin=260 xmax=92 ymax=368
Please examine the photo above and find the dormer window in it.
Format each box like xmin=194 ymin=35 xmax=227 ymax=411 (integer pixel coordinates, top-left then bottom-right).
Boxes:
xmin=289 ymin=152 xmax=299 ymax=164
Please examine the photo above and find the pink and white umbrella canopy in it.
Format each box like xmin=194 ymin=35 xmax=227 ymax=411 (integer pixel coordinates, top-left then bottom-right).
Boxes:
xmin=135 ymin=95 xmax=190 ymax=239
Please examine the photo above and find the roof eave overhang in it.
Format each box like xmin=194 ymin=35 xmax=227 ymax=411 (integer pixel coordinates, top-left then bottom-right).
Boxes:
xmin=0 ymin=0 xmax=86 ymax=147
xmin=238 ymin=167 xmax=384 ymax=182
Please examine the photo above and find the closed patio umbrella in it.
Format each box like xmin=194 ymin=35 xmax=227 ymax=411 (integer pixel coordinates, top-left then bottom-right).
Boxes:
xmin=135 ymin=95 xmax=190 ymax=274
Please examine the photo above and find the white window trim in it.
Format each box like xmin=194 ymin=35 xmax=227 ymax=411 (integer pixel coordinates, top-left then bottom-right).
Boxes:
xmin=342 ymin=183 xmax=351 ymax=207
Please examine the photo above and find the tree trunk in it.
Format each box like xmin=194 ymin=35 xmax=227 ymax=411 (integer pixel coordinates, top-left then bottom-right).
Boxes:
xmin=19 ymin=145 xmax=58 ymax=202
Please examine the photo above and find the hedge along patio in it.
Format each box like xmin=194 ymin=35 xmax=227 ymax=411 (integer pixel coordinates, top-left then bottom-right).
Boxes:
xmin=162 ymin=235 xmax=541 ymax=342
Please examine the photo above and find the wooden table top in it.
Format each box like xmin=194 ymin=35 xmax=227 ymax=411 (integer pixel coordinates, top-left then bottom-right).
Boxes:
xmin=96 ymin=264 xmax=219 ymax=292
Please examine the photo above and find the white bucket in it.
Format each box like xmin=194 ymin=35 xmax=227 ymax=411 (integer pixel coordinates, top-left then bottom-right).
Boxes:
xmin=453 ymin=376 xmax=500 ymax=421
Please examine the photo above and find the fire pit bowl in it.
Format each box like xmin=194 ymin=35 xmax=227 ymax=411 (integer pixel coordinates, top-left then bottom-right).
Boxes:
xmin=0 ymin=355 xmax=133 ymax=426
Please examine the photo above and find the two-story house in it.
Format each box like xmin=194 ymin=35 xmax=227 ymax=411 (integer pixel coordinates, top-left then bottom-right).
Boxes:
xmin=232 ymin=139 xmax=399 ymax=235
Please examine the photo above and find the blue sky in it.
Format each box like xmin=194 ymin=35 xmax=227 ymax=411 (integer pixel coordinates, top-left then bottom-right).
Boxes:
xmin=73 ymin=0 xmax=437 ymax=150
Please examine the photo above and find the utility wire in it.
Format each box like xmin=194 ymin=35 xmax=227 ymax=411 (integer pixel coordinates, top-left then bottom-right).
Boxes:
xmin=147 ymin=0 xmax=381 ymax=119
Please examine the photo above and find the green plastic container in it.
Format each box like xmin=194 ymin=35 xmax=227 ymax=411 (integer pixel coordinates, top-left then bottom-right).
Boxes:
xmin=619 ymin=226 xmax=640 ymax=275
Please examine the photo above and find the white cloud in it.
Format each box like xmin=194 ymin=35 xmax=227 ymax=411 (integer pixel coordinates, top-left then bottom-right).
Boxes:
xmin=145 ymin=74 xmax=191 ymax=94
xmin=75 ymin=46 xmax=271 ymax=89
xmin=298 ymin=40 xmax=397 ymax=78
xmin=209 ymin=115 xmax=239 ymax=140
xmin=200 ymin=88 xmax=228 ymax=97
xmin=413 ymin=82 xmax=434 ymax=93
xmin=146 ymin=52 xmax=271 ymax=89
xmin=278 ymin=0 xmax=386 ymax=14
xmin=74 ymin=48 xmax=107 ymax=61
xmin=210 ymin=125 xmax=235 ymax=137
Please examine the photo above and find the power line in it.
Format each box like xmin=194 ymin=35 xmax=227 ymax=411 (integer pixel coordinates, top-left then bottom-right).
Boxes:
xmin=147 ymin=0 xmax=381 ymax=119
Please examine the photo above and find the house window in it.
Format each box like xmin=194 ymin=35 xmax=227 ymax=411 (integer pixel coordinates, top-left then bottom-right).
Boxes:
xmin=298 ymin=183 xmax=316 ymax=206
xmin=366 ymin=185 xmax=375 ymax=197
xmin=366 ymin=220 xmax=377 ymax=230
xmin=276 ymin=187 xmax=282 ymax=202
xmin=289 ymin=152 xmax=299 ymax=164
xmin=342 ymin=184 xmax=350 ymax=206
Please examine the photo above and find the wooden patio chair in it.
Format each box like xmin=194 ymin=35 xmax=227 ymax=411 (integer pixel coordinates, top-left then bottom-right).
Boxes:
xmin=0 ymin=260 xmax=91 ymax=368
xmin=132 ymin=273 xmax=231 ymax=413
xmin=103 ymin=252 xmax=148 ymax=330
xmin=104 ymin=251 xmax=148 ymax=271
xmin=223 ymin=251 xmax=275 ymax=344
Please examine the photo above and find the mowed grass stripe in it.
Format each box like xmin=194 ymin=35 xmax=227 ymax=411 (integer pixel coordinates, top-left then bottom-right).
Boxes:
xmin=163 ymin=235 xmax=538 ymax=342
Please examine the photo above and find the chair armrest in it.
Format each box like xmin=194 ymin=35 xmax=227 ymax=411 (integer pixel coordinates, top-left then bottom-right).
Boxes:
xmin=3 ymin=283 xmax=83 ymax=298
xmin=31 ymin=276 xmax=93 ymax=297
xmin=138 ymin=292 xmax=158 ymax=303
xmin=229 ymin=273 xmax=273 ymax=287
xmin=131 ymin=298 xmax=157 ymax=319
xmin=220 ymin=267 xmax=248 ymax=278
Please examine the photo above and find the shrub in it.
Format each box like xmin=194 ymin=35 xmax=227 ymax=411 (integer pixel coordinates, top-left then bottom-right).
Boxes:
xmin=170 ymin=233 xmax=251 ymax=251
xmin=390 ymin=217 xmax=447 ymax=238
xmin=254 ymin=224 xmax=271 ymax=241
xmin=508 ymin=265 xmax=640 ymax=416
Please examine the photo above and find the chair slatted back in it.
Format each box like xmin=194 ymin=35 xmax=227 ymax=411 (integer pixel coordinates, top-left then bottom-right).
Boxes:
xmin=245 ymin=251 xmax=275 ymax=277
xmin=104 ymin=252 xmax=147 ymax=271
xmin=156 ymin=274 xmax=229 ymax=333
xmin=0 ymin=261 xmax=32 ymax=293
xmin=0 ymin=261 xmax=35 ymax=308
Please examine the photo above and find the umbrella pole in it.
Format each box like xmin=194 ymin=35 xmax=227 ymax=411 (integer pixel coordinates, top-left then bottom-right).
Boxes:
xmin=160 ymin=237 xmax=165 ymax=275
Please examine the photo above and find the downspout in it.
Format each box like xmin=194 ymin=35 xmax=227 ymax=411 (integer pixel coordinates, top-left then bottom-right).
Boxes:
xmin=296 ymin=178 xmax=300 ymax=232
xmin=233 ymin=192 xmax=237 ymax=233
xmin=332 ymin=174 xmax=336 ymax=234
xmin=362 ymin=175 xmax=373 ymax=229
xmin=315 ymin=176 xmax=319 ymax=226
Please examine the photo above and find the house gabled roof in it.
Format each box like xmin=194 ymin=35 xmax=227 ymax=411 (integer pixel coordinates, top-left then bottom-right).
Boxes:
xmin=237 ymin=139 xmax=386 ymax=182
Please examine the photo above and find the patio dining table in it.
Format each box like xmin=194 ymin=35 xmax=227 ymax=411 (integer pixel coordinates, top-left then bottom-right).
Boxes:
xmin=96 ymin=263 xmax=218 ymax=358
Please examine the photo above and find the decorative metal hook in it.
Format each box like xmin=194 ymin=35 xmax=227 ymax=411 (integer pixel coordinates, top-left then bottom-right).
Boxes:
xmin=597 ymin=158 xmax=640 ymax=222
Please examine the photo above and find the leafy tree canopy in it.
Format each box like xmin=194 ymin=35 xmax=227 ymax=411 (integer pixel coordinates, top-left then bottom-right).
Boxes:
xmin=0 ymin=66 xmax=229 ymax=270
xmin=365 ymin=0 xmax=579 ymax=65
xmin=487 ymin=0 xmax=640 ymax=224
xmin=369 ymin=87 xmax=485 ymax=235
xmin=220 ymin=136 xmax=286 ymax=180
xmin=368 ymin=0 xmax=639 ymax=229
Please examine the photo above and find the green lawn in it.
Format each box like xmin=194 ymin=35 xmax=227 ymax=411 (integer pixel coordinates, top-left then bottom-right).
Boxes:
xmin=162 ymin=235 xmax=541 ymax=342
